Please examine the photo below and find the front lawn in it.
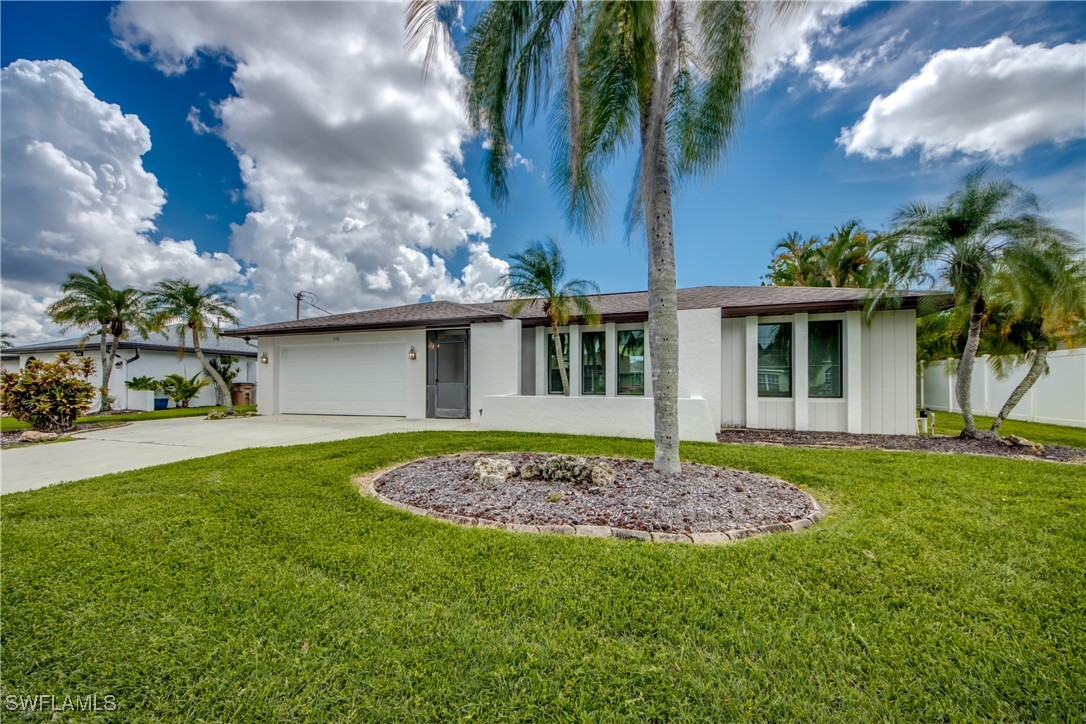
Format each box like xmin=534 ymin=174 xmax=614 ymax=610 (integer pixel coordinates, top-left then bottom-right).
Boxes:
xmin=2 ymin=432 xmax=1082 ymax=720
xmin=0 ymin=404 xmax=257 ymax=432
xmin=929 ymin=410 xmax=1086 ymax=448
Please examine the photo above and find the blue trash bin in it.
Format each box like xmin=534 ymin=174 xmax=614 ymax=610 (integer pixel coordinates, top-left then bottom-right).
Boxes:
xmin=154 ymin=397 xmax=169 ymax=411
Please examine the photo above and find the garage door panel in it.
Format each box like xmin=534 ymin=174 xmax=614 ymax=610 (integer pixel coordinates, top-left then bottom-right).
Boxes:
xmin=280 ymin=343 xmax=406 ymax=416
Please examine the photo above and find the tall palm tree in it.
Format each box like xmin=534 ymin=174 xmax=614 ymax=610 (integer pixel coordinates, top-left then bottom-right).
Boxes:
xmin=47 ymin=267 xmax=147 ymax=412
xmin=408 ymin=1 xmax=778 ymax=472
xmin=146 ymin=279 xmax=241 ymax=415
xmin=982 ymin=240 xmax=1086 ymax=436
xmin=502 ymin=238 xmax=601 ymax=396
xmin=881 ymin=167 xmax=1075 ymax=438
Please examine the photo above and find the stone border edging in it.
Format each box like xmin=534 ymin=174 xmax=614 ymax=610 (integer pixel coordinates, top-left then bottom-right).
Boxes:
xmin=352 ymin=456 xmax=825 ymax=546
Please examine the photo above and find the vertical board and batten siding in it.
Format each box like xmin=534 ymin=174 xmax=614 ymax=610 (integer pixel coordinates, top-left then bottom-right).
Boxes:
xmin=860 ymin=310 xmax=916 ymax=434
xmin=757 ymin=400 xmax=795 ymax=429
xmin=809 ymin=401 xmax=848 ymax=432
xmin=720 ymin=319 xmax=746 ymax=426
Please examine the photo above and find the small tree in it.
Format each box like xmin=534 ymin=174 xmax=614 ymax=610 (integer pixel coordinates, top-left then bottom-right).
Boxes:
xmin=207 ymin=356 xmax=240 ymax=405
xmin=160 ymin=373 xmax=211 ymax=408
xmin=0 ymin=353 xmax=97 ymax=433
xmin=502 ymin=239 xmax=600 ymax=396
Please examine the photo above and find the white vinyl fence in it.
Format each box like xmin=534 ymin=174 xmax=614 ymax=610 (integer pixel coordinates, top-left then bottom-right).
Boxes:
xmin=920 ymin=348 xmax=1086 ymax=428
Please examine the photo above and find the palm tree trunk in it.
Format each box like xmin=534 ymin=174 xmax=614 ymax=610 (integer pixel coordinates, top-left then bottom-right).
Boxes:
xmin=102 ymin=332 xmax=124 ymax=412
xmin=98 ymin=323 xmax=111 ymax=412
xmin=551 ymin=323 xmax=570 ymax=396
xmin=639 ymin=2 xmax=682 ymax=474
xmin=193 ymin=338 xmax=235 ymax=414
xmin=956 ymin=297 xmax=985 ymax=439
xmin=989 ymin=341 xmax=1048 ymax=437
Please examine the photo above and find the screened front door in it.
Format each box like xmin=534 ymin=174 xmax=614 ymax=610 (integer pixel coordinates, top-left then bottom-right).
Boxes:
xmin=426 ymin=329 xmax=469 ymax=418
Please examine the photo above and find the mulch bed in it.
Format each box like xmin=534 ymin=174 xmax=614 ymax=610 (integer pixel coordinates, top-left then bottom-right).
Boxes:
xmin=717 ymin=428 xmax=1086 ymax=464
xmin=374 ymin=452 xmax=818 ymax=534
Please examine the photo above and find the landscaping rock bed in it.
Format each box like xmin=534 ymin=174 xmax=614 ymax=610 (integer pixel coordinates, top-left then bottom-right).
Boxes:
xmin=369 ymin=452 xmax=820 ymax=540
xmin=717 ymin=428 xmax=1086 ymax=464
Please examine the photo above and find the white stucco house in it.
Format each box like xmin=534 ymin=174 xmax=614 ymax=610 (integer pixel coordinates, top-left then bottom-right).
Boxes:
xmin=6 ymin=330 xmax=258 ymax=411
xmin=226 ymin=286 xmax=926 ymax=441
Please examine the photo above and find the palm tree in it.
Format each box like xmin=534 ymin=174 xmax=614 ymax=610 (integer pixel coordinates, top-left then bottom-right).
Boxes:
xmin=502 ymin=238 xmax=601 ymax=396
xmin=0 ymin=332 xmax=14 ymax=349
xmin=881 ymin=167 xmax=1075 ymax=438
xmin=145 ymin=279 xmax=241 ymax=415
xmin=408 ymin=1 xmax=777 ymax=472
xmin=982 ymin=241 xmax=1086 ymax=436
xmin=47 ymin=267 xmax=147 ymax=412
xmin=765 ymin=232 xmax=821 ymax=286
xmin=816 ymin=220 xmax=872 ymax=288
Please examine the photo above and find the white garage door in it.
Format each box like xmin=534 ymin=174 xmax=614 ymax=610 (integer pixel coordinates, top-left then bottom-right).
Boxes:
xmin=280 ymin=343 xmax=406 ymax=416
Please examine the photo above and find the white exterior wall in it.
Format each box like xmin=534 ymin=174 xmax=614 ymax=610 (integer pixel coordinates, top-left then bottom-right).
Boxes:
xmin=921 ymin=348 xmax=1086 ymax=428
xmin=17 ymin=349 xmax=256 ymax=412
xmin=256 ymin=329 xmax=426 ymax=417
xmin=859 ymin=309 xmax=917 ymax=435
xmin=678 ymin=308 xmax=722 ymax=430
xmin=470 ymin=319 xmax=522 ymax=422
xmin=724 ymin=308 xmax=915 ymax=435
xmin=479 ymin=395 xmax=718 ymax=442
xmin=720 ymin=319 xmax=745 ymax=426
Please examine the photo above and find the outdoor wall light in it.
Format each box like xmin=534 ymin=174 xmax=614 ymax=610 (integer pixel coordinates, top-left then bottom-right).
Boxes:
xmin=408 ymin=346 xmax=417 ymax=360
xmin=260 ymin=352 xmax=269 ymax=364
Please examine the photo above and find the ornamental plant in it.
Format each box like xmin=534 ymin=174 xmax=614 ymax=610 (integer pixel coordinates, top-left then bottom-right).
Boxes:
xmin=159 ymin=372 xmax=211 ymax=408
xmin=0 ymin=353 xmax=97 ymax=433
xmin=125 ymin=375 xmax=163 ymax=393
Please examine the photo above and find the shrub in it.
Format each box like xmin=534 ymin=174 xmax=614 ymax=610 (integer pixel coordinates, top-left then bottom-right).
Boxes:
xmin=125 ymin=375 xmax=163 ymax=393
xmin=207 ymin=356 xmax=240 ymax=405
xmin=160 ymin=373 xmax=211 ymax=408
xmin=0 ymin=353 xmax=97 ymax=433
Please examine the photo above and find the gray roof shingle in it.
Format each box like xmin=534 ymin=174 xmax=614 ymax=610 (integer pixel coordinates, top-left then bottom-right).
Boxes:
xmin=7 ymin=327 xmax=258 ymax=356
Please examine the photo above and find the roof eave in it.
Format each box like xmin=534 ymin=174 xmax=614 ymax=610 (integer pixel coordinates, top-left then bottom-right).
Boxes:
xmin=223 ymin=314 xmax=508 ymax=338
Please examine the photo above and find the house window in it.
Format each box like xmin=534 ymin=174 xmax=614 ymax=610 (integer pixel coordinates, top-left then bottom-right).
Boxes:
xmin=547 ymin=333 xmax=570 ymax=394
xmin=617 ymin=329 xmax=645 ymax=396
xmin=581 ymin=331 xmax=605 ymax=395
xmin=757 ymin=323 xmax=792 ymax=397
xmin=809 ymin=321 xmax=843 ymax=398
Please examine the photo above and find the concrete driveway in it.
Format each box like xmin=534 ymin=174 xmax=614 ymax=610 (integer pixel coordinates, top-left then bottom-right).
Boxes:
xmin=1 ymin=415 xmax=474 ymax=494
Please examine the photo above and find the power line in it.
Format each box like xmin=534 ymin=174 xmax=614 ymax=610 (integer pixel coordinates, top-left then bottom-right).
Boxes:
xmin=293 ymin=291 xmax=334 ymax=319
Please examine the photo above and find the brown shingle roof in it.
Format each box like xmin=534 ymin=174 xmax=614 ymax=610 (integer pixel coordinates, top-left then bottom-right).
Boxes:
xmin=476 ymin=286 xmax=928 ymax=324
xmin=226 ymin=287 xmax=932 ymax=337
xmin=225 ymin=299 xmax=506 ymax=338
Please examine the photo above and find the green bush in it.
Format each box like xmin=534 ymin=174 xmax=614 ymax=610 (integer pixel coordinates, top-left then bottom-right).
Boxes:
xmin=160 ymin=373 xmax=211 ymax=408
xmin=0 ymin=353 xmax=97 ymax=432
xmin=125 ymin=375 xmax=162 ymax=393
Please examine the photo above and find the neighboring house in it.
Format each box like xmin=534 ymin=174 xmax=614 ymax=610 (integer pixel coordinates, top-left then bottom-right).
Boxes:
xmin=921 ymin=349 xmax=1086 ymax=428
xmin=227 ymin=286 xmax=926 ymax=441
xmin=5 ymin=329 xmax=258 ymax=411
xmin=1 ymin=353 xmax=19 ymax=375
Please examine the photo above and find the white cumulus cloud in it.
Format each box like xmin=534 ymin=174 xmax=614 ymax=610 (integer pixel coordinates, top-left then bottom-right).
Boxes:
xmin=839 ymin=37 xmax=1086 ymax=161
xmin=750 ymin=1 xmax=864 ymax=86
xmin=111 ymin=1 xmax=506 ymax=323
xmin=0 ymin=58 xmax=243 ymax=342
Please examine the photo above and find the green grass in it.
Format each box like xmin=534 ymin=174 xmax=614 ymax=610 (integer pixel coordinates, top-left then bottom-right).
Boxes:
xmin=0 ymin=405 xmax=257 ymax=432
xmin=929 ymin=410 xmax=1086 ymax=448
xmin=2 ymin=432 xmax=1083 ymax=720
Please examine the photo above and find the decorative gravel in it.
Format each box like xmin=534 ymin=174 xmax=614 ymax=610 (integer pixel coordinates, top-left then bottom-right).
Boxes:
xmin=373 ymin=452 xmax=818 ymax=534
xmin=717 ymin=428 xmax=1086 ymax=464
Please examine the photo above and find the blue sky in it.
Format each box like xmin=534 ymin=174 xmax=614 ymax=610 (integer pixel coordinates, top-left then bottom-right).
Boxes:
xmin=2 ymin=1 xmax=1084 ymax=340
